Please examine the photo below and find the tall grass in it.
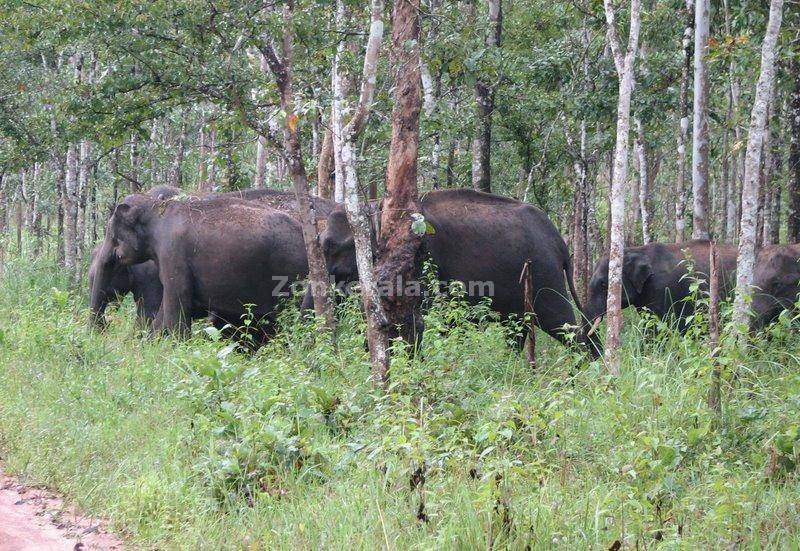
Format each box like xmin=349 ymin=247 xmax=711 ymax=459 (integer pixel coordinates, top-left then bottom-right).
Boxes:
xmin=0 ymin=256 xmax=798 ymax=549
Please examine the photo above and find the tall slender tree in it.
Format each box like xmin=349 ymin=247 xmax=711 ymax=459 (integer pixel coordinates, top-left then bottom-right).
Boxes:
xmin=733 ymin=0 xmax=784 ymax=338
xmin=675 ymin=0 xmax=693 ymax=242
xmin=692 ymin=0 xmax=711 ymax=240
xmin=603 ymin=0 xmax=642 ymax=375
xmin=471 ymin=0 xmax=502 ymax=192
xmin=333 ymin=0 xmax=389 ymax=380
xmin=260 ymin=0 xmax=335 ymax=330
xmin=788 ymin=37 xmax=800 ymax=242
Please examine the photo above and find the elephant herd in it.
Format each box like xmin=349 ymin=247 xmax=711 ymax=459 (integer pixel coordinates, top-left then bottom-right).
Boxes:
xmin=90 ymin=185 xmax=800 ymax=356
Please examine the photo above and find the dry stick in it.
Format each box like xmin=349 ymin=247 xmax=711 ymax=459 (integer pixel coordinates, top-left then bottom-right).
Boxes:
xmin=708 ymin=242 xmax=722 ymax=412
xmin=520 ymin=259 xmax=536 ymax=368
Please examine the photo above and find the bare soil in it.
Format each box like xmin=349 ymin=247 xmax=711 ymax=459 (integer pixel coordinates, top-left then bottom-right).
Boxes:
xmin=0 ymin=466 xmax=123 ymax=550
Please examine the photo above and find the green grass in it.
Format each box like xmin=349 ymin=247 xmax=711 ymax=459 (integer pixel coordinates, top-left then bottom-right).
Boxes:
xmin=0 ymin=255 xmax=799 ymax=549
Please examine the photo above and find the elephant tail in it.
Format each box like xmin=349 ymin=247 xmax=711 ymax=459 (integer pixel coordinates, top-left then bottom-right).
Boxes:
xmin=564 ymin=254 xmax=583 ymax=313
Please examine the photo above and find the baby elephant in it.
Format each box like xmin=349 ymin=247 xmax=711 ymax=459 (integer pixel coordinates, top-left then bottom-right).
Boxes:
xmin=581 ymin=240 xmax=738 ymax=356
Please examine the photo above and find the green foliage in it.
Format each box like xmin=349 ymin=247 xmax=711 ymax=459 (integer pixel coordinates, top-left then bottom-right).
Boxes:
xmin=0 ymin=258 xmax=799 ymax=547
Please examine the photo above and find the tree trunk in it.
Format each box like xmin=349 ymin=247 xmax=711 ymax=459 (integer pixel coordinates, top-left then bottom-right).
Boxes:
xmin=603 ymin=0 xmax=641 ymax=375
xmin=733 ymin=0 xmax=784 ymax=339
xmin=197 ymin=119 xmax=208 ymax=191
xmin=55 ymin=159 xmax=65 ymax=265
xmin=207 ymin=122 xmax=217 ymax=190
xmin=788 ymin=49 xmax=800 ymax=242
xmin=421 ymin=0 xmax=442 ymax=187
xmin=129 ymin=130 xmax=141 ymax=194
xmin=0 ymin=173 xmax=6 ymax=273
xmin=374 ymin=0 xmax=424 ymax=381
xmin=636 ymin=118 xmax=651 ymax=245
xmin=767 ymin=102 xmax=784 ymax=245
xmin=317 ymin=123 xmax=334 ymax=198
xmin=171 ymin=110 xmax=187 ymax=187
xmin=63 ymin=141 xmax=79 ymax=276
xmin=147 ymin=119 xmax=159 ymax=186
xmin=725 ymin=0 xmax=742 ymax=241
xmin=675 ymin=0 xmax=693 ymax=243
xmin=708 ymin=242 xmax=721 ymax=412
xmin=27 ymin=163 xmax=41 ymax=256
xmin=77 ymin=138 xmax=91 ymax=268
xmin=628 ymin=158 xmax=640 ymax=245
xmin=335 ymin=0 xmax=390 ymax=380
xmin=262 ymin=0 xmax=335 ymax=330
xmin=692 ymin=0 xmax=711 ymax=240
xmin=471 ymin=0 xmax=502 ymax=193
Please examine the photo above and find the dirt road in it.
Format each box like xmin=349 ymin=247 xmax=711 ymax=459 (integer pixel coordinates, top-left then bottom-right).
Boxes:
xmin=0 ymin=467 xmax=122 ymax=550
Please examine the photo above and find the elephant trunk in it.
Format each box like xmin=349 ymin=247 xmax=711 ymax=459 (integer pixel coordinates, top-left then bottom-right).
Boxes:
xmin=578 ymin=300 xmax=606 ymax=358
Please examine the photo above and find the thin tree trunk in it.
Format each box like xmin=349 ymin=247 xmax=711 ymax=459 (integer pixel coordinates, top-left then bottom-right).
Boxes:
xmin=317 ymin=123 xmax=334 ymax=198
xmin=374 ymin=0 xmax=424 ymax=382
xmin=788 ymin=46 xmax=800 ymax=242
xmin=63 ymin=141 xmax=78 ymax=275
xmin=676 ymin=0 xmax=693 ymax=242
xmin=603 ymin=0 xmax=641 ymax=375
xmin=55 ymin=159 xmax=65 ymax=265
xmin=171 ymin=110 xmax=187 ymax=187
xmin=733 ymin=0 xmax=784 ymax=340
xmin=129 ymin=130 xmax=141 ymax=194
xmin=708 ymin=242 xmax=721 ymax=412
xmin=334 ymin=0 xmax=389 ymax=379
xmin=768 ymin=102 xmax=784 ymax=245
xmin=261 ymin=0 xmax=335 ymax=330
xmin=198 ymin=111 xmax=208 ymax=191
xmin=471 ymin=0 xmax=502 ymax=193
xmin=692 ymin=0 xmax=711 ymax=240
xmin=0 ymin=173 xmax=6 ymax=273
xmin=147 ymin=119 xmax=159 ymax=186
xmin=421 ymin=0 xmax=442 ymax=187
xmin=14 ymin=173 xmax=23 ymax=256
xmin=255 ymin=135 xmax=268 ymax=188
xmin=634 ymin=117 xmax=652 ymax=244
xmin=207 ymin=123 xmax=217 ymax=190
xmin=77 ymin=138 xmax=91 ymax=268
xmin=26 ymin=163 xmax=41 ymax=256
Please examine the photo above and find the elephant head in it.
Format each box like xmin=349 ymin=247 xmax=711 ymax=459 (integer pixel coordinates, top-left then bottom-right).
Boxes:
xmin=108 ymin=195 xmax=155 ymax=266
xmin=88 ymin=239 xmax=133 ymax=329
xmin=581 ymin=250 xmax=653 ymax=356
xmin=301 ymin=202 xmax=382 ymax=311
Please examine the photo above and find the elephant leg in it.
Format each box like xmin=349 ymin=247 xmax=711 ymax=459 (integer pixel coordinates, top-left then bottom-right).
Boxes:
xmin=155 ymin=270 xmax=193 ymax=337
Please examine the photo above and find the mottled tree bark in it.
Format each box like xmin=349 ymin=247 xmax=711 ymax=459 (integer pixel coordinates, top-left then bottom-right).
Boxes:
xmin=471 ymin=0 xmax=502 ymax=192
xmin=334 ymin=0 xmax=389 ymax=380
xmin=635 ymin=118 xmax=652 ymax=244
xmin=317 ymin=123 xmax=334 ymax=198
xmin=261 ymin=0 xmax=335 ymax=330
xmin=788 ymin=50 xmax=800 ymax=242
xmin=374 ymin=0 xmax=424 ymax=381
xmin=733 ymin=0 xmax=784 ymax=339
xmin=603 ymin=0 xmax=641 ymax=375
xmin=170 ymin=110 xmax=187 ymax=187
xmin=692 ymin=0 xmax=711 ymax=240
xmin=675 ymin=0 xmax=693 ymax=242
xmin=0 ymin=173 xmax=6 ymax=273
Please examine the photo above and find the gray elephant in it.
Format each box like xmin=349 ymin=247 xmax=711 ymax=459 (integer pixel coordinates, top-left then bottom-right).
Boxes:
xmin=89 ymin=187 xmax=334 ymax=328
xmin=107 ymin=192 xmax=309 ymax=336
xmin=88 ymin=242 xmax=163 ymax=329
xmin=88 ymin=185 xmax=181 ymax=328
xmin=751 ymin=243 xmax=800 ymax=330
xmin=313 ymin=188 xmax=583 ymax=346
xmin=581 ymin=240 xmax=738 ymax=355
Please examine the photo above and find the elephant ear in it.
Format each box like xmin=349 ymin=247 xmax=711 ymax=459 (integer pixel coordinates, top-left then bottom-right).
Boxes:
xmin=627 ymin=254 xmax=653 ymax=294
